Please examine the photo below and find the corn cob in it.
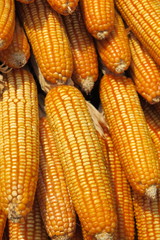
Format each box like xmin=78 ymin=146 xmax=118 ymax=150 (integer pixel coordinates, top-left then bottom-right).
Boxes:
xmin=0 ymin=0 xmax=15 ymax=50
xmin=63 ymin=4 xmax=98 ymax=94
xmin=133 ymin=190 xmax=160 ymax=240
xmin=0 ymin=68 xmax=39 ymax=222
xmin=16 ymin=0 xmax=73 ymax=86
xmin=82 ymin=227 xmax=96 ymax=240
xmin=104 ymin=133 xmax=135 ymax=240
xmin=129 ymin=33 xmax=160 ymax=104
xmin=47 ymin=0 xmax=79 ymax=15
xmin=80 ymin=0 xmax=115 ymax=40
xmin=0 ymin=17 xmax=30 ymax=69
xmin=95 ymin=117 xmax=134 ymax=240
xmin=99 ymin=73 xmax=160 ymax=198
xmin=115 ymin=0 xmax=160 ymax=65
xmin=45 ymin=85 xmax=117 ymax=239
xmin=96 ymin=10 xmax=131 ymax=74
xmin=9 ymin=198 xmax=49 ymax=239
xmin=0 ymin=211 xmax=7 ymax=240
xmin=37 ymin=116 xmax=76 ymax=239
xmin=141 ymin=100 xmax=160 ymax=158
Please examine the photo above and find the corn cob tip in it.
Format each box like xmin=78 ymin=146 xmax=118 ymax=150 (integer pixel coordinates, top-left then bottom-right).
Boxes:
xmin=51 ymin=234 xmax=70 ymax=240
xmin=95 ymin=232 xmax=113 ymax=240
xmin=152 ymin=96 xmax=160 ymax=104
xmin=8 ymin=203 xmax=22 ymax=223
xmin=56 ymin=76 xmax=67 ymax=85
xmin=81 ymin=76 xmax=95 ymax=94
xmin=145 ymin=185 xmax=157 ymax=199
xmin=97 ymin=31 xmax=109 ymax=40
xmin=9 ymin=52 xmax=28 ymax=68
xmin=0 ymin=62 xmax=12 ymax=73
xmin=66 ymin=5 xmax=74 ymax=14
xmin=115 ymin=59 xmax=127 ymax=73
xmin=66 ymin=77 xmax=74 ymax=86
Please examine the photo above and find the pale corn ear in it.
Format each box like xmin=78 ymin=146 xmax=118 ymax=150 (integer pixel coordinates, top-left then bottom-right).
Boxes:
xmin=0 ymin=0 xmax=15 ymax=50
xmin=0 ymin=17 xmax=30 ymax=69
xmin=96 ymin=10 xmax=131 ymax=74
xmin=129 ymin=33 xmax=160 ymax=104
xmin=47 ymin=0 xmax=79 ymax=15
xmin=37 ymin=116 xmax=76 ymax=239
xmin=63 ymin=4 xmax=98 ymax=94
xmin=45 ymin=85 xmax=117 ymax=239
xmin=100 ymin=73 xmax=160 ymax=198
xmin=79 ymin=0 xmax=115 ymax=40
xmin=9 ymin=198 xmax=49 ymax=239
xmin=0 ymin=68 xmax=39 ymax=222
xmin=115 ymin=0 xmax=160 ymax=65
xmin=16 ymin=0 xmax=73 ymax=87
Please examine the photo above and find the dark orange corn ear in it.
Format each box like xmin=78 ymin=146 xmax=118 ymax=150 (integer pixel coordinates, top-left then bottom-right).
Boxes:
xmin=63 ymin=4 xmax=98 ymax=94
xmin=46 ymin=0 xmax=79 ymax=15
xmin=45 ymin=85 xmax=117 ymax=239
xmin=115 ymin=0 xmax=160 ymax=65
xmin=129 ymin=33 xmax=160 ymax=104
xmin=80 ymin=0 xmax=115 ymax=40
xmin=96 ymin=10 xmax=131 ymax=74
xmin=0 ymin=17 xmax=30 ymax=69
xmin=133 ymin=190 xmax=160 ymax=240
xmin=16 ymin=0 xmax=73 ymax=86
xmin=100 ymin=73 xmax=160 ymax=198
xmin=0 ymin=68 xmax=39 ymax=223
xmin=0 ymin=0 xmax=15 ymax=50
xmin=9 ymin=198 xmax=49 ymax=239
xmin=37 ymin=117 xmax=76 ymax=240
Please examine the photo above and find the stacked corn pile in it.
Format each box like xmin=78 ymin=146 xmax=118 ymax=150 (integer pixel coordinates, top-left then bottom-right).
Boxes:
xmin=0 ymin=0 xmax=160 ymax=239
